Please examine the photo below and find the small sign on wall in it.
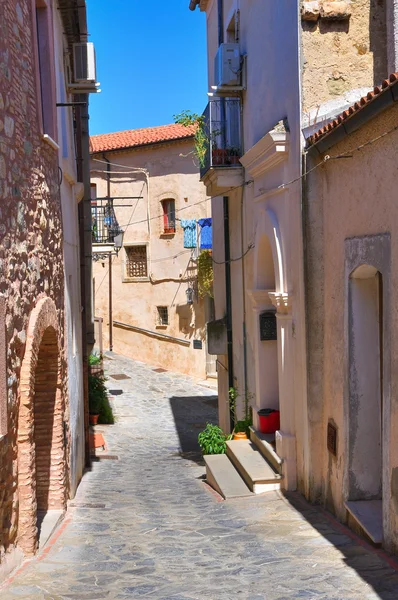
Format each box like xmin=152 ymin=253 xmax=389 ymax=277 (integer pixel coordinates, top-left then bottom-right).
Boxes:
xmin=259 ymin=311 xmax=277 ymax=341
xmin=193 ymin=340 xmax=203 ymax=350
xmin=327 ymin=422 xmax=337 ymax=456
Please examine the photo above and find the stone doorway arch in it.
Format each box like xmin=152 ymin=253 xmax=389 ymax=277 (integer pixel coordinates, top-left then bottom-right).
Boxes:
xmin=17 ymin=297 xmax=66 ymax=556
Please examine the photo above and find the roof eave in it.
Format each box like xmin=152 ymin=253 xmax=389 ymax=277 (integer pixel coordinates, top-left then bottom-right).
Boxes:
xmin=308 ymin=80 xmax=398 ymax=155
xmin=90 ymin=134 xmax=195 ymax=156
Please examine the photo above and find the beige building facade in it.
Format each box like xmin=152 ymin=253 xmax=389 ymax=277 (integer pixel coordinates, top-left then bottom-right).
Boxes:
xmin=305 ymin=77 xmax=398 ymax=552
xmin=90 ymin=125 xmax=213 ymax=380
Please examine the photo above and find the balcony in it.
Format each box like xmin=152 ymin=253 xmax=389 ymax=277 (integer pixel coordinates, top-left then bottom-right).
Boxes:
xmin=91 ymin=198 xmax=122 ymax=253
xmin=200 ymin=97 xmax=243 ymax=195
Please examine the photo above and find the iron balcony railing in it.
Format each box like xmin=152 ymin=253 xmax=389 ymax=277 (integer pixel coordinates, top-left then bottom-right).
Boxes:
xmin=200 ymin=97 xmax=242 ymax=179
xmin=91 ymin=198 xmax=122 ymax=244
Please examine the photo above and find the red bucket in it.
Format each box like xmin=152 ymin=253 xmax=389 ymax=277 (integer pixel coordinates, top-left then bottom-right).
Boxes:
xmin=258 ymin=410 xmax=280 ymax=434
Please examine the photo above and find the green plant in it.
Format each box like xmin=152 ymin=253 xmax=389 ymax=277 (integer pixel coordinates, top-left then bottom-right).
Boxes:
xmin=88 ymin=373 xmax=114 ymax=424
xmin=174 ymin=110 xmax=208 ymax=167
xmin=198 ymin=423 xmax=228 ymax=455
xmin=89 ymin=352 xmax=102 ymax=367
xmin=197 ymin=250 xmax=213 ymax=298
xmin=234 ymin=417 xmax=252 ymax=437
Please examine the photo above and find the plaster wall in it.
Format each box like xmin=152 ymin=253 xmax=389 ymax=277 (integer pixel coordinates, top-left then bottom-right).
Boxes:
xmin=53 ymin=0 xmax=84 ymax=500
xmin=301 ymin=0 xmax=387 ymax=113
xmin=90 ymin=140 xmax=211 ymax=380
xmin=305 ymin=102 xmax=398 ymax=551
xmin=203 ymin=0 xmax=309 ymax=491
xmin=0 ymin=0 xmax=71 ymax=575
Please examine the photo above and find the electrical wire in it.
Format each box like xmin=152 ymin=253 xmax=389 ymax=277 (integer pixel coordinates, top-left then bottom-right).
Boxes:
xmin=211 ymin=243 xmax=255 ymax=265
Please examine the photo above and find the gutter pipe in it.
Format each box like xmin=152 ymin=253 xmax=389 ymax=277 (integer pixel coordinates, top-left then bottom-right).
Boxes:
xmin=102 ymin=154 xmax=113 ymax=352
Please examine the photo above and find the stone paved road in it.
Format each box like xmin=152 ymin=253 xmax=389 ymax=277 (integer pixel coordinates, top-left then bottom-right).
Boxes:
xmin=3 ymin=353 xmax=398 ymax=599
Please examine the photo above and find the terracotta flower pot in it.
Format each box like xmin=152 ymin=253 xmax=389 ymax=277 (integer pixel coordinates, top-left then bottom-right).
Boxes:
xmin=89 ymin=414 xmax=99 ymax=426
xmin=233 ymin=431 xmax=248 ymax=441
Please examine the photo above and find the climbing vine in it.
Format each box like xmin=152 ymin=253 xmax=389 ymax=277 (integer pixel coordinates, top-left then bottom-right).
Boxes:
xmin=197 ymin=250 xmax=214 ymax=298
xmin=174 ymin=110 xmax=208 ymax=168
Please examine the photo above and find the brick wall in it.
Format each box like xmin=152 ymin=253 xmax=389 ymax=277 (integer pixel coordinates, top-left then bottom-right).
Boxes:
xmin=0 ymin=0 xmax=68 ymax=563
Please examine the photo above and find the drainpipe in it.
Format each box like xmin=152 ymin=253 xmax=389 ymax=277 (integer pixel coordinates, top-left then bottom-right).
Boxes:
xmin=223 ymin=196 xmax=234 ymax=431
xmin=76 ymin=94 xmax=94 ymax=468
xmin=102 ymin=154 xmax=113 ymax=352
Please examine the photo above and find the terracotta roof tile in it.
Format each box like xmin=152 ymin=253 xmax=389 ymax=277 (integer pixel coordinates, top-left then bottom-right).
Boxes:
xmin=90 ymin=123 xmax=196 ymax=154
xmin=307 ymin=72 xmax=398 ymax=147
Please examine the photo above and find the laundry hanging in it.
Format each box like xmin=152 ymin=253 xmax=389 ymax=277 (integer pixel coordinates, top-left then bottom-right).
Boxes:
xmin=198 ymin=218 xmax=212 ymax=250
xmin=180 ymin=219 xmax=197 ymax=248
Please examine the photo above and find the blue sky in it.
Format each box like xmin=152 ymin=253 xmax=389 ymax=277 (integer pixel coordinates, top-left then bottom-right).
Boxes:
xmin=86 ymin=1 xmax=208 ymax=135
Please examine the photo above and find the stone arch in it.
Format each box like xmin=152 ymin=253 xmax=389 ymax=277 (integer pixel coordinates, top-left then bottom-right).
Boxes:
xmin=17 ymin=297 xmax=65 ymax=556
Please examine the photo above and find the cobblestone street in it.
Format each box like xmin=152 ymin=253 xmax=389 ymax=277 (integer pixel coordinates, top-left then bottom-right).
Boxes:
xmin=3 ymin=353 xmax=398 ymax=599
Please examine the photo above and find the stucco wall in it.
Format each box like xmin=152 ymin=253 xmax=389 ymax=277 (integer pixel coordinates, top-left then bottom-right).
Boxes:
xmin=90 ymin=139 xmax=211 ymax=380
xmin=305 ymin=102 xmax=398 ymax=551
xmin=301 ymin=0 xmax=387 ymax=113
xmin=0 ymin=0 xmax=70 ymax=574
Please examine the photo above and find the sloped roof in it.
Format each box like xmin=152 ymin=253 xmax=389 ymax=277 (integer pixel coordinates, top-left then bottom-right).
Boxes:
xmin=90 ymin=123 xmax=195 ymax=154
xmin=307 ymin=73 xmax=398 ymax=148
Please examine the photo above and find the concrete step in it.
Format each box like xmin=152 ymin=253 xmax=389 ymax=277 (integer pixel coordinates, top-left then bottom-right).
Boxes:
xmin=249 ymin=427 xmax=283 ymax=475
xmin=345 ymin=500 xmax=383 ymax=544
xmin=226 ymin=440 xmax=282 ymax=494
xmin=204 ymin=454 xmax=253 ymax=499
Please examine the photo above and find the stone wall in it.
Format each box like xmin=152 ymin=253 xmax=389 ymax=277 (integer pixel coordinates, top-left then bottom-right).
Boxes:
xmin=301 ymin=0 xmax=388 ymax=113
xmin=0 ymin=0 xmax=67 ymax=571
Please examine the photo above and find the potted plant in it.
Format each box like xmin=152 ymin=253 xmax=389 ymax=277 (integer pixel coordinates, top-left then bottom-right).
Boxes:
xmin=88 ymin=372 xmax=106 ymax=426
xmin=211 ymin=129 xmax=227 ymax=166
xmin=229 ymin=387 xmax=253 ymax=440
xmin=198 ymin=423 xmax=228 ymax=455
xmin=226 ymin=146 xmax=241 ymax=165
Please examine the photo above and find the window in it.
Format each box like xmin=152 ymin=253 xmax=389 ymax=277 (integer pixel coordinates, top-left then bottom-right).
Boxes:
xmin=35 ymin=0 xmax=57 ymax=140
xmin=125 ymin=245 xmax=148 ymax=279
xmin=161 ymin=199 xmax=176 ymax=234
xmin=156 ymin=306 xmax=169 ymax=326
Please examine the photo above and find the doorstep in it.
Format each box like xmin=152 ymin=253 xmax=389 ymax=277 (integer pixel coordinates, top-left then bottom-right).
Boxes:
xmin=345 ymin=500 xmax=383 ymax=544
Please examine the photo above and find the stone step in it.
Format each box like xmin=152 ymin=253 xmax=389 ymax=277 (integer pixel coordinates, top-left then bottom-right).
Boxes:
xmin=345 ymin=500 xmax=383 ymax=544
xmin=204 ymin=454 xmax=253 ymax=499
xmin=226 ymin=440 xmax=282 ymax=494
xmin=249 ymin=427 xmax=283 ymax=475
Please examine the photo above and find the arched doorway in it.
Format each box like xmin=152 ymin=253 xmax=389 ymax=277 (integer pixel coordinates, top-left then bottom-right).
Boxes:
xmin=346 ymin=264 xmax=383 ymax=541
xmin=250 ymin=232 xmax=279 ymax=423
xmin=17 ymin=298 xmax=66 ymax=556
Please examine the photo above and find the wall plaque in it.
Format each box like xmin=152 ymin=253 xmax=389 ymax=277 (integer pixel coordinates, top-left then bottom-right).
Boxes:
xmin=193 ymin=340 xmax=203 ymax=350
xmin=327 ymin=422 xmax=337 ymax=456
xmin=259 ymin=311 xmax=277 ymax=341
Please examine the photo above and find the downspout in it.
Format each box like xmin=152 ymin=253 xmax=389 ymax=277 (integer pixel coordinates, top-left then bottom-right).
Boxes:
xmin=223 ymin=196 xmax=234 ymax=432
xmin=102 ymin=154 xmax=113 ymax=352
xmin=76 ymin=94 xmax=94 ymax=468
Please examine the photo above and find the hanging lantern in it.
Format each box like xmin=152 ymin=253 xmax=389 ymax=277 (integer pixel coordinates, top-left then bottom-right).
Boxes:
xmin=186 ymin=287 xmax=194 ymax=305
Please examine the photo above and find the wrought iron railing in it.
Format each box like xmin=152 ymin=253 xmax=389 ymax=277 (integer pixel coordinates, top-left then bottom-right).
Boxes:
xmin=200 ymin=97 xmax=242 ymax=178
xmin=91 ymin=198 xmax=122 ymax=244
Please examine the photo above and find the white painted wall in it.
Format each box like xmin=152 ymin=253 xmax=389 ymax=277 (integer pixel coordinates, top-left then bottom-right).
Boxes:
xmin=53 ymin=6 xmax=85 ymax=498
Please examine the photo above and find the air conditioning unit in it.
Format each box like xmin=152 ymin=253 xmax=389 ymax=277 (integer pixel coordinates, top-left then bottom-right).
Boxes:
xmin=73 ymin=42 xmax=97 ymax=83
xmin=214 ymin=43 xmax=241 ymax=87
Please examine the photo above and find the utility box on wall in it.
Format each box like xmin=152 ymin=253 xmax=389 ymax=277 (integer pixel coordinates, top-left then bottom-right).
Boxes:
xmin=259 ymin=311 xmax=277 ymax=341
xmin=207 ymin=318 xmax=227 ymax=355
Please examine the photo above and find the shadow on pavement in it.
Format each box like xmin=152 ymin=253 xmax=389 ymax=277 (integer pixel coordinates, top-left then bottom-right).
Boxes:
xmin=169 ymin=394 xmax=218 ymax=465
xmin=283 ymin=491 xmax=398 ymax=599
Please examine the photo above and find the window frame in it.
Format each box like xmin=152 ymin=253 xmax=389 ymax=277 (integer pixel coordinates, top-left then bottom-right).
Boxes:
xmin=32 ymin=0 xmax=58 ymax=142
xmin=123 ymin=242 xmax=150 ymax=282
xmin=156 ymin=306 xmax=169 ymax=328
xmin=161 ymin=199 xmax=176 ymax=235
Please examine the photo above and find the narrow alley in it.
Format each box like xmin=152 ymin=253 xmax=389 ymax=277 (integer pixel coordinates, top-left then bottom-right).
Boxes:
xmin=2 ymin=353 xmax=398 ymax=600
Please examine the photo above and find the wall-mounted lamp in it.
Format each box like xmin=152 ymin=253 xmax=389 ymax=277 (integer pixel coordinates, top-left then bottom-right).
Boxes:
xmin=186 ymin=287 xmax=194 ymax=305
xmin=113 ymin=230 xmax=124 ymax=254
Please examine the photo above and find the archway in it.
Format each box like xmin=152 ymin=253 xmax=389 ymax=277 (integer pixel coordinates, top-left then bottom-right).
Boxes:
xmin=17 ymin=298 xmax=65 ymax=556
